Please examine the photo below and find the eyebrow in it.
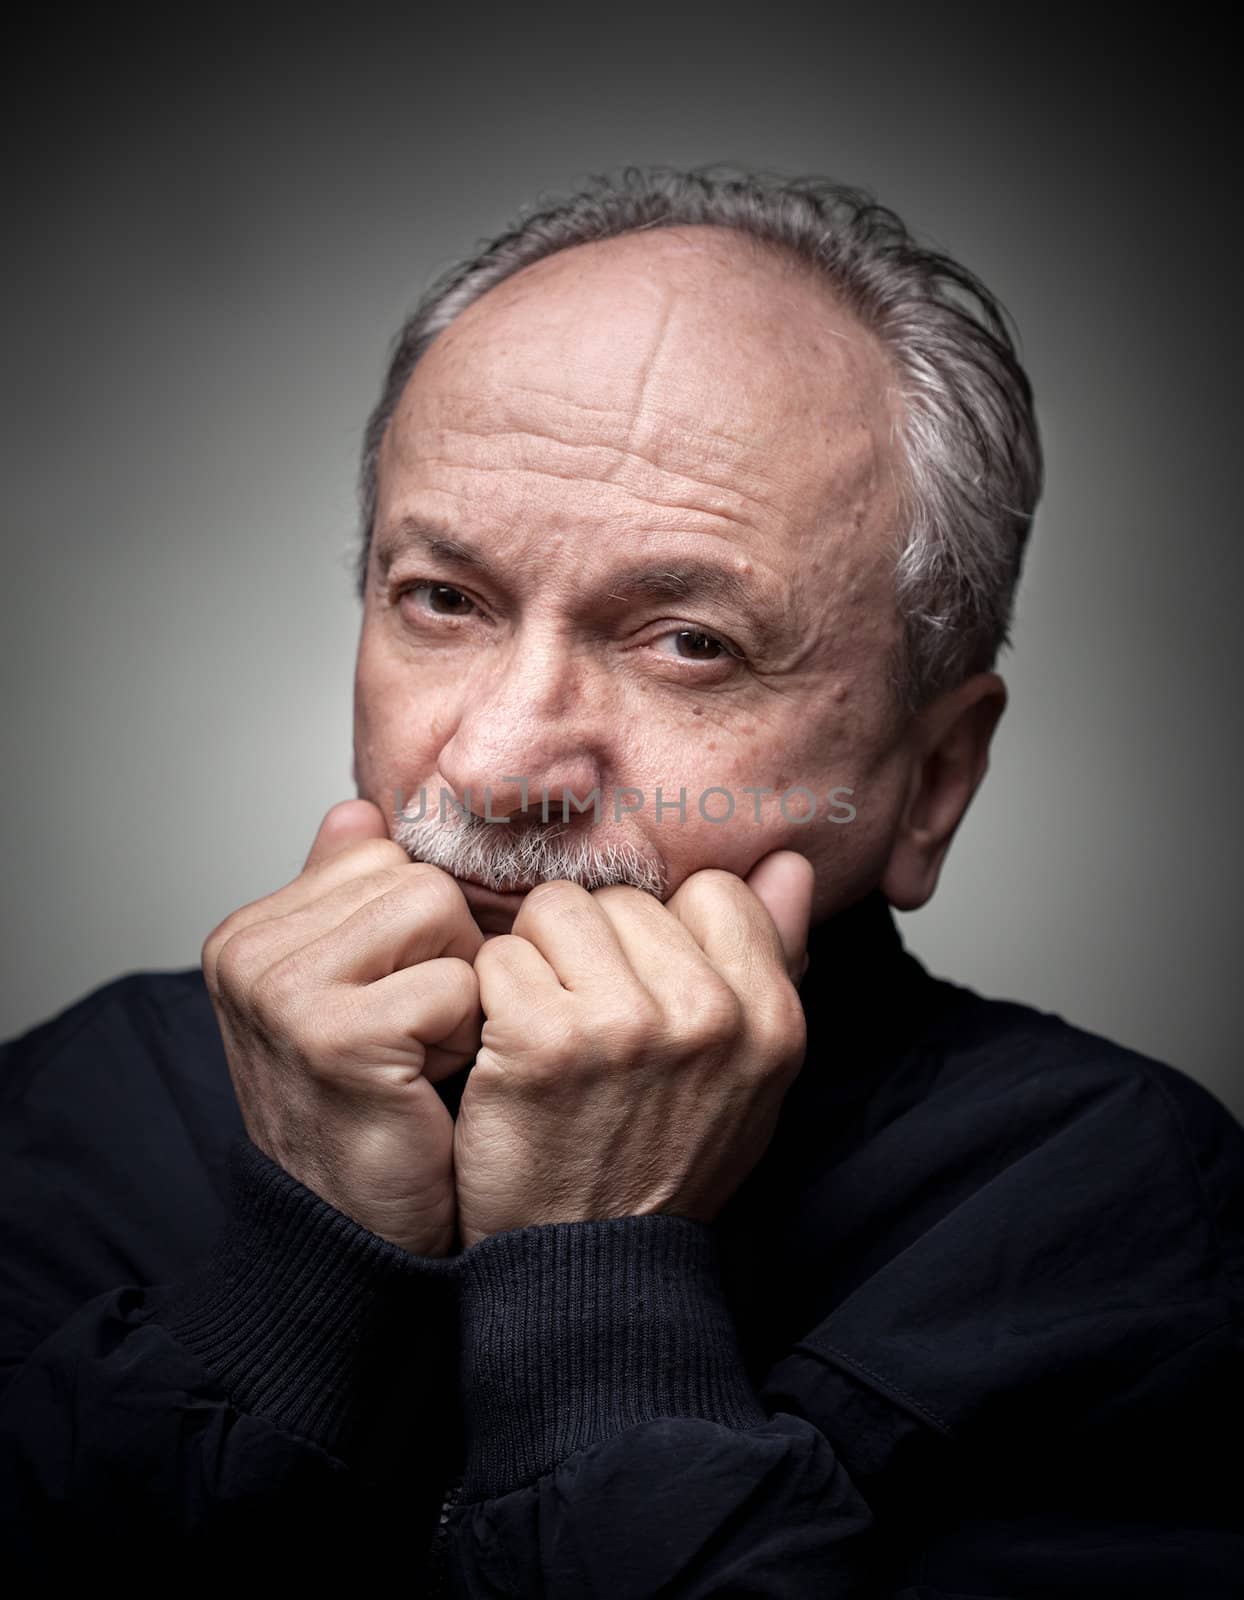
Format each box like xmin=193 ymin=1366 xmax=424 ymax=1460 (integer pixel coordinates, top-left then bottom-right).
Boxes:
xmin=601 ymin=564 xmax=754 ymax=611
xmin=374 ymin=523 xmax=495 ymax=580
xmin=374 ymin=519 xmax=787 ymax=651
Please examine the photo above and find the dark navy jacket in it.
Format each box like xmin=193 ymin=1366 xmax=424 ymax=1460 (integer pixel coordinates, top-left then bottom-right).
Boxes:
xmin=2 ymin=891 xmax=1241 ymax=1592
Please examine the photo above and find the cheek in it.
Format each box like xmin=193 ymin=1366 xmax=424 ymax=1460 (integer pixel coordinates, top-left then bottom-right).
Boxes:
xmin=619 ymin=702 xmax=901 ymax=894
xmin=352 ymin=629 xmax=456 ymax=794
xmin=611 ymin=730 xmax=802 ymax=883
xmin=637 ymin=777 xmax=906 ymax=911
xmin=655 ymin=815 xmax=769 ymax=884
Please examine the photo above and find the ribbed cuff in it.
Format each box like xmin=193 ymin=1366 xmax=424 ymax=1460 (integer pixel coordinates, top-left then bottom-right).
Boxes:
xmin=154 ymin=1136 xmax=460 ymax=1467
xmin=456 ymin=1213 xmax=768 ymax=1499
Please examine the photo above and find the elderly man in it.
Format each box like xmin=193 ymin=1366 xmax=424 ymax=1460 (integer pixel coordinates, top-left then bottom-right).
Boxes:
xmin=2 ymin=168 xmax=1241 ymax=1590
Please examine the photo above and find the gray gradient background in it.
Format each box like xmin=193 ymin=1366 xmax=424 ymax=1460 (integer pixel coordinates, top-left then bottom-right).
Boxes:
xmin=4 ymin=11 xmax=1240 ymax=1119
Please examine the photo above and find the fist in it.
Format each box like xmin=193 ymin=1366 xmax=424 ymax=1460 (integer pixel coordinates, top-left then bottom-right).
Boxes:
xmin=202 ymin=799 xmax=484 ymax=1256
xmin=453 ymin=855 xmax=812 ymax=1247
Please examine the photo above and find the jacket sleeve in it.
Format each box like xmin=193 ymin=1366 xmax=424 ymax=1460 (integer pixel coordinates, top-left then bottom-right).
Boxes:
xmin=444 ymin=1214 xmax=882 ymax=1597
xmin=0 ymin=1137 xmax=462 ymax=1579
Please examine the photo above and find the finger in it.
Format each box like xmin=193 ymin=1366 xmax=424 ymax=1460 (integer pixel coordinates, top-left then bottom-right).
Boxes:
xmin=665 ymin=867 xmax=792 ymax=995
xmin=474 ymin=932 xmax=561 ymax=1022
xmin=589 ymin=885 xmax=712 ymax=1004
xmin=205 ymin=847 xmax=437 ymax=991
xmin=743 ymin=851 xmax=815 ymax=983
xmin=363 ymin=956 xmax=482 ymax=1083
xmin=204 ymin=834 xmax=418 ymax=991
xmin=303 ymin=799 xmax=391 ymax=872
xmin=509 ymin=880 xmax=633 ymax=993
xmin=279 ymin=866 xmax=484 ymax=984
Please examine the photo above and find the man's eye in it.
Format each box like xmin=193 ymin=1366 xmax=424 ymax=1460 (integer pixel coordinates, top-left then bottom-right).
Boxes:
xmin=403 ymin=582 xmax=477 ymax=616
xmin=657 ymin=628 xmax=729 ymax=661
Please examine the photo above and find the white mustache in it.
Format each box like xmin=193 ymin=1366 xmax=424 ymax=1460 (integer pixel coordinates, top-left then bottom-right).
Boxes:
xmin=392 ymin=807 xmax=667 ymax=897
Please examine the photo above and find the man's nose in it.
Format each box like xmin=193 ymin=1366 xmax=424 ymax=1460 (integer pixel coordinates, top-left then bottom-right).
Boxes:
xmin=435 ymin=636 xmax=605 ymax=822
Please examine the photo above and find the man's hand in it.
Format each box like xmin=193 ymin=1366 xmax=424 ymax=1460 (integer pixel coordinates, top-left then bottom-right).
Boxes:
xmin=453 ymin=853 xmax=813 ymax=1248
xmin=202 ymin=799 xmax=484 ymax=1257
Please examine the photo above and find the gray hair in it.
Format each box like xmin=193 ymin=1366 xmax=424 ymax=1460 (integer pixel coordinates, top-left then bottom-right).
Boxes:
xmin=356 ymin=164 xmax=1042 ymax=711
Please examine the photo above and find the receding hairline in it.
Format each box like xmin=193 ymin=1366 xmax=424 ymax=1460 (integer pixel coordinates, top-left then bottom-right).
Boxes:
xmin=384 ymin=217 xmax=906 ymax=505
xmin=418 ymin=219 xmax=888 ymax=359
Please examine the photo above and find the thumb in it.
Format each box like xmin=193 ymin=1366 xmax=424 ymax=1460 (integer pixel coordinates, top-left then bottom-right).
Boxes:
xmin=303 ymin=798 xmax=390 ymax=871
xmin=744 ymin=850 xmax=815 ymax=984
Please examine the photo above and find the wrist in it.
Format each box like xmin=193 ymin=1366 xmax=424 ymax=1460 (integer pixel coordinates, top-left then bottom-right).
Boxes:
xmin=153 ymin=1136 xmax=461 ymax=1466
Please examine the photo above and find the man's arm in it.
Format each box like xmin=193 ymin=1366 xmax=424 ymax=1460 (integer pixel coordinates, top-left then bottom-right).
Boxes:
xmin=0 ymin=1137 xmax=460 ymax=1577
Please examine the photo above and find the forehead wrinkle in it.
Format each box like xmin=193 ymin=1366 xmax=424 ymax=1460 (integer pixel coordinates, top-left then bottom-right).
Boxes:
xmin=416 ymin=387 xmax=784 ymax=481
xmin=392 ymin=418 xmax=795 ymax=533
xmin=421 ymin=380 xmax=787 ymax=466
xmin=396 ymin=358 xmax=894 ymax=541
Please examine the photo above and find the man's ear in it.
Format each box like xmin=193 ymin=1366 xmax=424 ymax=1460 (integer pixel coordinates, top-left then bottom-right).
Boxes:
xmin=881 ymin=671 xmax=1007 ymax=912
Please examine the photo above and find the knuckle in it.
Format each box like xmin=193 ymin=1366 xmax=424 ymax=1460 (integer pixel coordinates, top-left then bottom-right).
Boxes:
xmin=353 ymin=862 xmax=470 ymax=941
xmin=754 ymin=981 xmax=808 ymax=1063
xmin=423 ymin=955 xmax=480 ymax=1013
xmin=211 ymin=920 xmax=273 ymax=996
xmin=408 ymin=860 xmax=461 ymax=906
xmin=473 ymin=934 xmax=524 ymax=978
xmin=201 ymin=914 xmax=234 ymax=967
xmin=336 ymin=837 xmax=412 ymax=879
xmin=438 ymin=952 xmax=479 ymax=992
xmin=340 ymin=870 xmax=420 ymax=933
xmin=250 ymin=955 xmax=308 ymax=1033
xmin=600 ymin=992 xmax=662 ymax=1055
xmin=201 ymin=927 xmax=229 ymax=991
xmin=202 ymin=906 xmax=261 ymax=980
xmin=683 ymin=980 xmax=743 ymax=1050
xmin=360 ymin=864 xmax=417 ymax=899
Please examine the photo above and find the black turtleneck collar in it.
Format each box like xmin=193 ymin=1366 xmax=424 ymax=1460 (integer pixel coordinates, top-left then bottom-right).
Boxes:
xmin=803 ymin=885 xmax=906 ymax=985
xmin=799 ymin=887 xmax=934 ymax=1064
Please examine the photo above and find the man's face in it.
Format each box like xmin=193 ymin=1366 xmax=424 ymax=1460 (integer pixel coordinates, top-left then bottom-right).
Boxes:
xmin=353 ymin=225 xmax=919 ymax=933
